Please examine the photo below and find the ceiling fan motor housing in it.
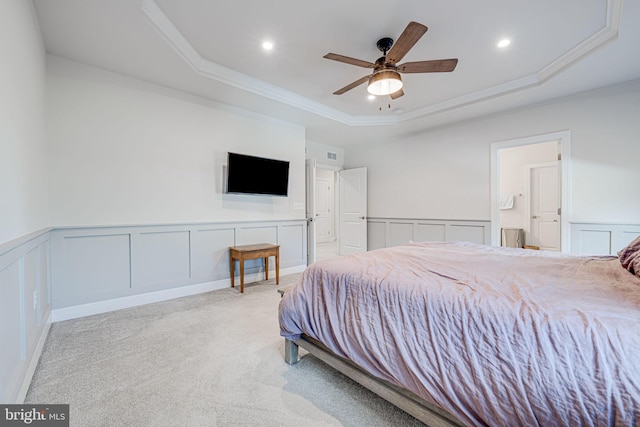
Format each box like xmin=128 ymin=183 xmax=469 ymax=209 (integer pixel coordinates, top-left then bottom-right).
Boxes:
xmin=374 ymin=56 xmax=396 ymax=71
xmin=376 ymin=37 xmax=394 ymax=54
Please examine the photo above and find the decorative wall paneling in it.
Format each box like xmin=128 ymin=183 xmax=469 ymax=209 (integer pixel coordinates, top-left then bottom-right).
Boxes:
xmin=570 ymin=223 xmax=640 ymax=255
xmin=0 ymin=229 xmax=52 ymax=404
xmin=367 ymin=218 xmax=491 ymax=250
xmin=51 ymin=220 xmax=307 ymax=320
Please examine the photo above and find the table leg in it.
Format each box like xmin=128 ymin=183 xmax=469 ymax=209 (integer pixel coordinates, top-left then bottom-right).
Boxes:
xmin=230 ymin=255 xmax=235 ymax=288
xmin=240 ymin=260 xmax=245 ymax=293
xmin=265 ymin=256 xmax=269 ymax=281
xmin=276 ymin=253 xmax=279 ymax=285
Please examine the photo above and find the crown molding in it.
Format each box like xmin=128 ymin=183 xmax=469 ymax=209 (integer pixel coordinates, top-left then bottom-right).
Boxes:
xmin=142 ymin=0 xmax=622 ymax=127
xmin=141 ymin=0 xmax=360 ymax=125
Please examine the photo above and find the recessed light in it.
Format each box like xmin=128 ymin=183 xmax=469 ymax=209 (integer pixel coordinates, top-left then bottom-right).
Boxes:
xmin=262 ymin=41 xmax=274 ymax=51
xmin=367 ymin=95 xmax=376 ymax=101
xmin=497 ymin=39 xmax=511 ymax=48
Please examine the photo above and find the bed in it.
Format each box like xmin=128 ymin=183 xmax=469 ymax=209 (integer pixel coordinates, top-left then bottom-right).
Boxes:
xmin=278 ymin=240 xmax=640 ymax=426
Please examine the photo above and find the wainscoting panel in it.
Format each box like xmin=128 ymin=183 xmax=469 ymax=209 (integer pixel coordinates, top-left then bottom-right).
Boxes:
xmin=576 ymin=230 xmax=611 ymax=255
xmin=415 ymin=223 xmax=446 ymax=243
xmin=39 ymin=241 xmax=51 ymax=319
xmin=570 ymin=223 xmax=640 ymax=255
xmin=0 ymin=229 xmax=52 ymax=404
xmin=0 ymin=260 xmax=22 ymax=403
xmin=278 ymin=223 xmax=306 ymax=267
xmin=191 ymin=227 xmax=235 ymax=281
xmin=367 ymin=221 xmax=387 ymax=251
xmin=51 ymin=219 xmax=307 ymax=311
xmin=57 ymin=233 xmax=131 ymax=307
xmin=368 ymin=218 xmax=491 ymax=249
xmin=23 ymin=249 xmax=40 ymax=364
xmin=134 ymin=230 xmax=191 ymax=288
xmin=622 ymin=230 xmax=640 ymax=248
xmin=236 ymin=225 xmax=277 ymax=246
xmin=448 ymin=225 xmax=486 ymax=244
xmin=389 ymin=222 xmax=414 ymax=247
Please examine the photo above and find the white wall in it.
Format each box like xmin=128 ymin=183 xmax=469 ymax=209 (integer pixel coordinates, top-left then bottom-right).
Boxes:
xmin=345 ymin=79 xmax=640 ymax=225
xmin=306 ymin=139 xmax=344 ymax=169
xmin=46 ymin=56 xmax=306 ymax=227
xmin=0 ymin=0 xmax=49 ymax=245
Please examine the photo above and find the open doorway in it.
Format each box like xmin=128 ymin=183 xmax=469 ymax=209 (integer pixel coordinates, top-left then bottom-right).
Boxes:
xmin=490 ymin=131 xmax=572 ymax=252
xmin=314 ymin=167 xmax=339 ymax=261
xmin=306 ymin=162 xmax=367 ymax=263
xmin=499 ymin=142 xmax=559 ymax=250
xmin=306 ymin=159 xmax=340 ymax=264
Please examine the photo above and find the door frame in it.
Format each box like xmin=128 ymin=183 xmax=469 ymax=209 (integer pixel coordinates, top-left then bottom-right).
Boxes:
xmin=490 ymin=130 xmax=572 ymax=252
xmin=305 ymin=158 xmax=317 ymax=265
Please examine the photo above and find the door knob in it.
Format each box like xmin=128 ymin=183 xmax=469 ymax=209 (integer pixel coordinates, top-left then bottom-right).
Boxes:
xmin=359 ymin=216 xmax=366 ymax=220
xmin=532 ymin=215 xmax=539 ymax=219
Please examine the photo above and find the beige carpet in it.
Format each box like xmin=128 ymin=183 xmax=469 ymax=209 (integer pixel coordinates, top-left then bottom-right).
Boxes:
xmin=26 ymin=274 xmax=424 ymax=426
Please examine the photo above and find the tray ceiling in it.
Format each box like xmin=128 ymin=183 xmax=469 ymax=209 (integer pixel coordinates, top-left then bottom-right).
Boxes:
xmin=34 ymin=0 xmax=640 ymax=145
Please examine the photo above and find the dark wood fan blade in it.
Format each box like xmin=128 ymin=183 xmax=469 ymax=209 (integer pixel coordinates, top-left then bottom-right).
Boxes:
xmin=398 ymin=58 xmax=458 ymax=73
xmin=385 ymin=21 xmax=428 ymax=64
xmin=333 ymin=75 xmax=371 ymax=95
xmin=324 ymin=53 xmax=375 ymax=68
xmin=389 ymin=89 xmax=404 ymax=99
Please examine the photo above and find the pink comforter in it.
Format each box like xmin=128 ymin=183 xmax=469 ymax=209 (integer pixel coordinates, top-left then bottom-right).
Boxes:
xmin=278 ymin=241 xmax=640 ymax=426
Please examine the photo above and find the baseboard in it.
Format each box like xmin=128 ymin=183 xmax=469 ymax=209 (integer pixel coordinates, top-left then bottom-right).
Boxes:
xmin=51 ymin=265 xmax=306 ymax=323
xmin=17 ymin=311 xmax=52 ymax=403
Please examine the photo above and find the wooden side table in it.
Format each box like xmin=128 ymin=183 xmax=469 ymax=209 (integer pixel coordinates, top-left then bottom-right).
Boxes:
xmin=229 ymin=243 xmax=280 ymax=293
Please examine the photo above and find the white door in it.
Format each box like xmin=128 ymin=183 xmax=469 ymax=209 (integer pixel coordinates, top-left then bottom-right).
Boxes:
xmin=339 ymin=167 xmax=367 ymax=255
xmin=314 ymin=178 xmax=332 ymax=243
xmin=528 ymin=163 xmax=560 ymax=251
xmin=306 ymin=159 xmax=316 ymax=265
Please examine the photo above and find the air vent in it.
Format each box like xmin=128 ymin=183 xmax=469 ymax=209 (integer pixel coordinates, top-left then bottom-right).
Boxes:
xmin=327 ymin=151 xmax=337 ymax=161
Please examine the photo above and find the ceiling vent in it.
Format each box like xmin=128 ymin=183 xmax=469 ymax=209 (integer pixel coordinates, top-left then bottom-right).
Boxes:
xmin=326 ymin=152 xmax=337 ymax=161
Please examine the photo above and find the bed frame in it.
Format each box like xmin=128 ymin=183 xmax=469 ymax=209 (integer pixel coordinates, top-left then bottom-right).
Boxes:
xmin=284 ymin=335 xmax=465 ymax=427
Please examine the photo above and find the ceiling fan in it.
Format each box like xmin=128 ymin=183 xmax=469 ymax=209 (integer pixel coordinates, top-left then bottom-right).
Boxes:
xmin=324 ymin=21 xmax=458 ymax=99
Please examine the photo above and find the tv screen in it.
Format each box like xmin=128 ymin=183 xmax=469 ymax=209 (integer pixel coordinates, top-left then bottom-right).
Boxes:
xmin=226 ymin=152 xmax=290 ymax=196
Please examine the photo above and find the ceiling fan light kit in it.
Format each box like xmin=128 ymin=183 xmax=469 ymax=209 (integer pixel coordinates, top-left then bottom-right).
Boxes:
xmin=367 ymin=70 xmax=403 ymax=96
xmin=324 ymin=21 xmax=458 ymax=100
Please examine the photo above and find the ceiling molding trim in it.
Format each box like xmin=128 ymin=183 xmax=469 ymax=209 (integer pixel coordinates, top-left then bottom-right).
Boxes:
xmin=142 ymin=0 xmax=621 ymax=127
xmin=535 ymin=0 xmax=622 ymax=82
xmin=401 ymin=75 xmax=541 ymax=121
xmin=141 ymin=0 xmax=358 ymax=125
xmin=400 ymin=0 xmax=622 ymax=123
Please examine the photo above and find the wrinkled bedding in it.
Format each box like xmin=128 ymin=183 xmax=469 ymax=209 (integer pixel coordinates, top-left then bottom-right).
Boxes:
xmin=278 ymin=241 xmax=640 ymax=426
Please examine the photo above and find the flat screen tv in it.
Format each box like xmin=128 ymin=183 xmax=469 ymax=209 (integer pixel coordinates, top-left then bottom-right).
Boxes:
xmin=226 ymin=152 xmax=290 ymax=196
